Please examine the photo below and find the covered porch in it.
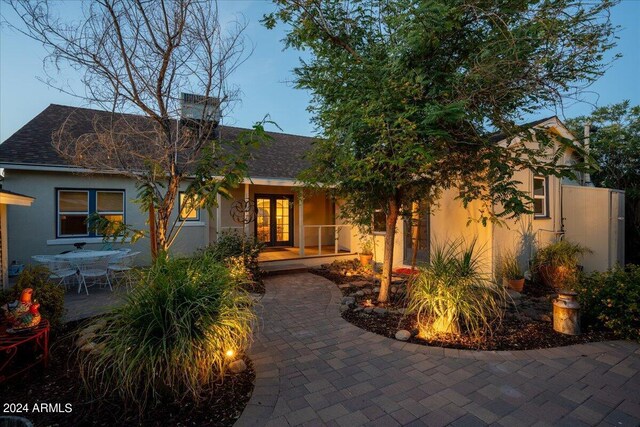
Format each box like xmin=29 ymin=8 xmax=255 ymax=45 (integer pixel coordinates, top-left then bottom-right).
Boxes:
xmin=210 ymin=179 xmax=358 ymax=264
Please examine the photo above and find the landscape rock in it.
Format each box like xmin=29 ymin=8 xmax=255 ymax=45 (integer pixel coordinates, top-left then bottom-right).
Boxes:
xmin=540 ymin=314 xmax=552 ymax=322
xmin=351 ymin=281 xmax=369 ymax=287
xmin=353 ymin=307 xmax=364 ymax=313
xmin=338 ymin=284 xmax=351 ymax=289
xmin=373 ymin=307 xmax=387 ymax=316
xmin=342 ymin=296 xmax=356 ymax=306
xmin=373 ymin=287 xmax=380 ymax=293
xmin=229 ymin=359 xmax=247 ymax=374
xmin=391 ymin=286 xmax=398 ymax=294
xmin=355 ymin=290 xmax=365 ymax=296
xmin=363 ymin=288 xmax=372 ymax=295
xmin=507 ymin=290 xmax=522 ymax=300
xmin=395 ymin=330 xmax=411 ymax=341
xmin=339 ymin=304 xmax=349 ymax=313
xmin=364 ymin=307 xmax=374 ymax=314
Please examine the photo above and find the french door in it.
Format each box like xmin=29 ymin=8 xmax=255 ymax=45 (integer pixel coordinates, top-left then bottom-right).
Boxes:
xmin=255 ymin=195 xmax=294 ymax=247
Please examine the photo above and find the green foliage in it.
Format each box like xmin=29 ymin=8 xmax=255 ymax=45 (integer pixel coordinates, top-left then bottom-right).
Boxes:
xmin=566 ymin=101 xmax=640 ymax=264
xmin=201 ymin=230 xmax=265 ymax=290
xmin=575 ymin=265 xmax=640 ymax=341
xmin=533 ymin=240 xmax=591 ymax=270
xmin=501 ymin=251 xmax=524 ymax=280
xmin=359 ymin=236 xmax=373 ymax=255
xmin=267 ymin=0 xmax=617 ymax=227
xmin=1 ymin=266 xmax=65 ymax=330
xmin=77 ymin=252 xmax=255 ymax=411
xmin=407 ymin=240 xmax=507 ymax=341
xmin=532 ymin=240 xmax=591 ymax=289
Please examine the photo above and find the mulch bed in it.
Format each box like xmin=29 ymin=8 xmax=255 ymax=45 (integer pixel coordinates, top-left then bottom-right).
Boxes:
xmin=342 ymin=308 xmax=614 ymax=351
xmin=312 ymin=260 xmax=615 ymax=351
xmin=1 ymin=321 xmax=255 ymax=426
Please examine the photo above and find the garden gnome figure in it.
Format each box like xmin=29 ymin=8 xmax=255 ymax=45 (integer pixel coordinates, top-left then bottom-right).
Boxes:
xmin=553 ymin=291 xmax=581 ymax=335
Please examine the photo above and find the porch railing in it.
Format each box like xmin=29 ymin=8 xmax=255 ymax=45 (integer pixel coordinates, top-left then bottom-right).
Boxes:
xmin=302 ymin=224 xmax=352 ymax=256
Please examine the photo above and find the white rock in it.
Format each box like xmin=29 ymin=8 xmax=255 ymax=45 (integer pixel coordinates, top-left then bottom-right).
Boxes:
xmin=395 ymin=330 xmax=411 ymax=341
xmin=229 ymin=359 xmax=247 ymax=374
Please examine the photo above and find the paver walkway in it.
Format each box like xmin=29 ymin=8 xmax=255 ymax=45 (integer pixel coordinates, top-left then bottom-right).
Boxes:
xmin=235 ymin=273 xmax=640 ymax=427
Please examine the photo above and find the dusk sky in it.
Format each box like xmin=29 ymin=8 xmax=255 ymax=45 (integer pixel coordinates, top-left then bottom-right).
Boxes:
xmin=1 ymin=0 xmax=639 ymax=143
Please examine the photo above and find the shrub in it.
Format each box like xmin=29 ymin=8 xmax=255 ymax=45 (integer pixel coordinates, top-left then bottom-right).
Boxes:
xmin=407 ymin=240 xmax=507 ymax=340
xmin=0 ymin=266 xmax=65 ymax=330
xmin=77 ymin=252 xmax=255 ymax=411
xmin=532 ymin=240 xmax=591 ymax=290
xmin=501 ymin=251 xmax=524 ymax=280
xmin=575 ymin=264 xmax=640 ymax=341
xmin=203 ymin=230 xmax=264 ymax=288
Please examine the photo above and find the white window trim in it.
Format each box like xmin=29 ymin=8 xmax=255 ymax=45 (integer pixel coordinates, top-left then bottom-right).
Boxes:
xmin=533 ymin=176 xmax=548 ymax=218
xmin=57 ymin=189 xmax=90 ymax=237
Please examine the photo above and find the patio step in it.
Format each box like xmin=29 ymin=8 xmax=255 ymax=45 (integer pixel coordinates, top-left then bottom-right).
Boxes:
xmin=261 ymin=263 xmax=309 ymax=276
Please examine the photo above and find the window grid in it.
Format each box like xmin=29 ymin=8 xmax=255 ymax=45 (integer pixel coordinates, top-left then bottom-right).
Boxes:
xmin=533 ymin=176 xmax=548 ymax=218
xmin=56 ymin=189 xmax=125 ymax=238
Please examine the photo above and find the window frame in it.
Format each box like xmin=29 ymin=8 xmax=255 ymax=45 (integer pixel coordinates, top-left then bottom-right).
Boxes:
xmin=179 ymin=191 xmax=201 ymax=222
xmin=56 ymin=188 xmax=126 ymax=238
xmin=533 ymin=176 xmax=549 ymax=219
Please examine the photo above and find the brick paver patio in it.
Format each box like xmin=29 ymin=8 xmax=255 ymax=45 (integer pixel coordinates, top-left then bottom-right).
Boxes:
xmin=235 ymin=273 xmax=640 ymax=427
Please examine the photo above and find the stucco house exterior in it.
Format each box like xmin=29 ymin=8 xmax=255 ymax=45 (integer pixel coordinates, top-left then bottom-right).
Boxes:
xmin=0 ymin=104 xmax=625 ymax=276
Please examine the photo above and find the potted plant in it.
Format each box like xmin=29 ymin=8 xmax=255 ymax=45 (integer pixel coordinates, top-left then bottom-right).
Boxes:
xmin=502 ymin=251 xmax=525 ymax=292
xmin=359 ymin=237 xmax=374 ymax=267
xmin=532 ymin=240 xmax=591 ymax=290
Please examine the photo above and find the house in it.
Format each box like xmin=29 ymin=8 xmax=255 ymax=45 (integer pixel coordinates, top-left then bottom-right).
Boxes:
xmin=0 ymin=104 xmax=625 ymax=276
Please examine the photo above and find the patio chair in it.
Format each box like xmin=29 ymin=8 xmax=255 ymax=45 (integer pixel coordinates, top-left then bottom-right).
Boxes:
xmin=77 ymin=255 xmax=112 ymax=295
xmin=108 ymin=251 xmax=140 ymax=289
xmin=46 ymin=259 xmax=78 ymax=290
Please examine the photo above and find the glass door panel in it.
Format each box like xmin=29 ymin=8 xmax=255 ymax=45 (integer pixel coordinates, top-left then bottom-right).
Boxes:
xmin=256 ymin=198 xmax=271 ymax=244
xmin=276 ymin=198 xmax=290 ymax=242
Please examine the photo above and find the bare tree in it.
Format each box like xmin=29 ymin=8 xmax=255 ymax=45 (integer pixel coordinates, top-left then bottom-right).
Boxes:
xmin=5 ymin=0 xmax=267 ymax=259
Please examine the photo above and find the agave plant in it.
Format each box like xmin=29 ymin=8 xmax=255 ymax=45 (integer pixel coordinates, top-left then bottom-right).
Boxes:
xmin=407 ymin=239 xmax=507 ymax=340
xmin=77 ymin=251 xmax=255 ymax=412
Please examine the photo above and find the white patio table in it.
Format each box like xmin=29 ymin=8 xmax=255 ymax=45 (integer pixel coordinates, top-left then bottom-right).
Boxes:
xmin=52 ymin=250 xmax=121 ymax=263
xmin=53 ymin=251 xmax=121 ymax=294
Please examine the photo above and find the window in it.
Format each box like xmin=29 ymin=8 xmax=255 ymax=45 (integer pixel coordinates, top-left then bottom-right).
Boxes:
xmin=373 ymin=209 xmax=386 ymax=233
xmin=57 ymin=189 xmax=125 ymax=237
xmin=533 ymin=176 xmax=548 ymax=218
xmin=179 ymin=192 xmax=201 ymax=221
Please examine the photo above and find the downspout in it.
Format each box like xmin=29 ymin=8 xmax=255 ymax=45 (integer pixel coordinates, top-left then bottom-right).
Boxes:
xmin=583 ymin=122 xmax=592 ymax=186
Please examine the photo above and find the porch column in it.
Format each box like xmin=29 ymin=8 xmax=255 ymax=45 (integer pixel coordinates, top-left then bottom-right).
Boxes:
xmin=216 ymin=193 xmax=222 ymax=241
xmin=244 ymin=183 xmax=250 ymax=236
xmin=299 ymin=192 xmax=305 ymax=256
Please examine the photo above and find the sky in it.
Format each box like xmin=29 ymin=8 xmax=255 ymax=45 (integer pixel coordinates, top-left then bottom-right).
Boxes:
xmin=0 ymin=0 xmax=639 ymax=143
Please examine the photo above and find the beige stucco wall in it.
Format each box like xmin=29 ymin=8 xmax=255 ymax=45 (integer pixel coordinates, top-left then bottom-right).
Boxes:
xmin=3 ymin=169 xmax=210 ymax=266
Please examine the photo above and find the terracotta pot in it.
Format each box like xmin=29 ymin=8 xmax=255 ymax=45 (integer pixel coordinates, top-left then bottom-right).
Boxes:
xmin=538 ymin=264 xmax=572 ymax=290
xmin=359 ymin=253 xmax=373 ymax=267
xmin=507 ymin=278 xmax=525 ymax=293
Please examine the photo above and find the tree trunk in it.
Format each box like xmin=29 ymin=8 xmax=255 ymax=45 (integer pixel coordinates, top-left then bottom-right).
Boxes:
xmin=149 ymin=204 xmax=157 ymax=261
xmin=378 ymin=195 xmax=400 ymax=303
xmin=155 ymin=175 xmax=180 ymax=256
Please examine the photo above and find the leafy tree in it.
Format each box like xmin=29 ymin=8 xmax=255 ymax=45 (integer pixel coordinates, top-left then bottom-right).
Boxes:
xmin=5 ymin=0 xmax=269 ymax=260
xmin=566 ymin=101 xmax=640 ymax=264
xmin=264 ymin=0 xmax=618 ymax=302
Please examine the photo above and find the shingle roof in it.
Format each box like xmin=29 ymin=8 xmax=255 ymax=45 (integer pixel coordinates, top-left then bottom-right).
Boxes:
xmin=0 ymin=104 xmax=315 ymax=180
xmin=488 ymin=116 xmax=557 ymax=143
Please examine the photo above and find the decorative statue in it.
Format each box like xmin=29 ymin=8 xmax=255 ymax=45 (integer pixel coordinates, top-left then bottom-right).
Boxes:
xmin=10 ymin=303 xmax=42 ymax=331
xmin=1 ymin=288 xmax=33 ymax=324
